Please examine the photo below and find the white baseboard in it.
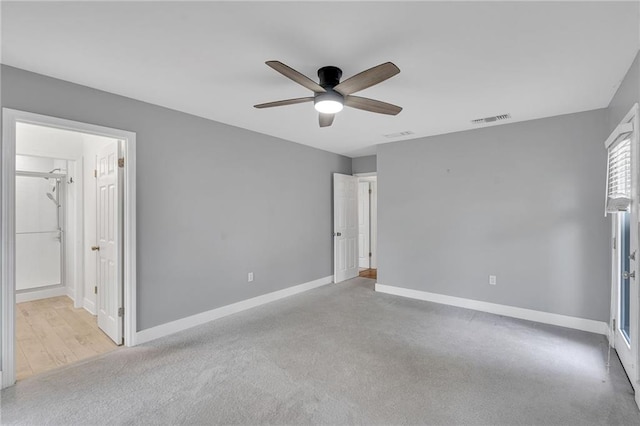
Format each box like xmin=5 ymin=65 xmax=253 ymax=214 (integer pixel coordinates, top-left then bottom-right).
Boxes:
xmin=134 ymin=275 xmax=333 ymax=345
xmin=16 ymin=286 xmax=67 ymax=303
xmin=83 ymin=298 xmax=96 ymax=315
xmin=66 ymin=286 xmax=76 ymax=302
xmin=606 ymin=325 xmax=614 ymax=346
xmin=375 ymin=283 xmax=609 ymax=335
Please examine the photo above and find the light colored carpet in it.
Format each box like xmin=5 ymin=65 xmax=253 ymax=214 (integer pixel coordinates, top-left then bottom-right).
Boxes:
xmin=1 ymin=277 xmax=638 ymax=425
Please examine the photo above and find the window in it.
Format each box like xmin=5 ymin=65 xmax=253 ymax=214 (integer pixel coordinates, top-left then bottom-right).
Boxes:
xmin=605 ymin=122 xmax=634 ymax=215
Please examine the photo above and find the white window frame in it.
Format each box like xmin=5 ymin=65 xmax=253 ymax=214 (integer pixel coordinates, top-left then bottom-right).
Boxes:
xmin=605 ymin=127 xmax=633 ymax=215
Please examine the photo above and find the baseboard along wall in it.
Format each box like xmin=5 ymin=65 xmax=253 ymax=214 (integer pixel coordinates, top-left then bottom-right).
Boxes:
xmin=375 ymin=283 xmax=609 ymax=335
xmin=15 ymin=286 xmax=67 ymax=303
xmin=133 ymin=277 xmax=605 ymax=347
xmin=134 ymin=275 xmax=334 ymax=345
xmin=83 ymin=298 xmax=96 ymax=315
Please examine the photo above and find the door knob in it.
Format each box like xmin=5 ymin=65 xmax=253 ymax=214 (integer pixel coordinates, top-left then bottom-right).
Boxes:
xmin=623 ymin=271 xmax=635 ymax=279
xmin=91 ymin=246 xmax=100 ymax=251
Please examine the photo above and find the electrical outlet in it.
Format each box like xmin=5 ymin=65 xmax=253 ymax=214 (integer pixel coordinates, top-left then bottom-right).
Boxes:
xmin=489 ymin=275 xmax=497 ymax=285
xmin=248 ymin=272 xmax=254 ymax=282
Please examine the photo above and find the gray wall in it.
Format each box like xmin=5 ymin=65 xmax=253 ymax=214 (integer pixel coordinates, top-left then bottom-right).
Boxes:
xmin=352 ymin=155 xmax=376 ymax=174
xmin=377 ymin=109 xmax=610 ymax=321
xmin=0 ymin=65 xmax=351 ymax=331
xmin=608 ymin=50 xmax=639 ymax=132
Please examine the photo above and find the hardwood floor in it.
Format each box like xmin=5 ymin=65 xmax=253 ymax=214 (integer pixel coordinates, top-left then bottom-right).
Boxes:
xmin=16 ymin=296 xmax=118 ymax=381
xmin=359 ymin=268 xmax=377 ymax=279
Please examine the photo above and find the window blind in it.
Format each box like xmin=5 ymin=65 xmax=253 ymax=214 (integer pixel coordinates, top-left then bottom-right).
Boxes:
xmin=605 ymin=137 xmax=632 ymax=214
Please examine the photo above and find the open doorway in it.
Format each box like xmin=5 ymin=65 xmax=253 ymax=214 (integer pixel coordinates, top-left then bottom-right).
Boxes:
xmin=332 ymin=172 xmax=377 ymax=284
xmin=357 ymin=175 xmax=377 ymax=280
xmin=2 ymin=109 xmax=137 ymax=388
xmin=14 ymin=123 xmax=122 ymax=381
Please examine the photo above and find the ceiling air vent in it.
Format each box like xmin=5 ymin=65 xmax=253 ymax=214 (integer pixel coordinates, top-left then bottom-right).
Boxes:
xmin=384 ymin=131 xmax=414 ymax=138
xmin=471 ymin=113 xmax=511 ymax=124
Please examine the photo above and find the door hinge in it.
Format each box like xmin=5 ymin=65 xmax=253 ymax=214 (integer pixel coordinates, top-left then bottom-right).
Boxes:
xmin=613 ymin=237 xmax=617 ymax=250
xmin=613 ymin=318 xmax=616 ymax=331
xmin=118 ymin=307 xmax=124 ymax=317
xmin=94 ymin=286 xmax=97 ymax=294
xmin=369 ymin=252 xmax=372 ymax=257
xmin=118 ymin=157 xmax=125 ymax=168
xmin=369 ymin=188 xmax=372 ymax=194
xmin=94 ymin=169 xmax=97 ymax=178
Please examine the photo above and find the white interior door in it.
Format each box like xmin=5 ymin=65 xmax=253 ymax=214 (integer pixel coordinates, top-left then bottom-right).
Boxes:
xmin=334 ymin=173 xmax=358 ymax=283
xmin=96 ymin=141 xmax=123 ymax=344
xmin=358 ymin=181 xmax=370 ymax=268
xmin=612 ymin=210 xmax=638 ymax=391
xmin=607 ymin=105 xmax=640 ymax=407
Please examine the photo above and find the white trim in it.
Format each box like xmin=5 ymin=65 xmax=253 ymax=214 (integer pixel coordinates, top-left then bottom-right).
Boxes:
xmin=370 ymin=180 xmax=377 ymax=269
xmin=83 ymin=297 xmax=97 ymax=316
xmin=1 ymin=109 xmax=137 ymax=389
xmin=16 ymin=286 xmax=68 ymax=303
xmin=66 ymin=285 xmax=76 ymax=303
xmin=375 ymin=283 xmax=609 ymax=335
xmin=122 ymin=134 xmax=137 ymax=348
xmin=135 ymin=275 xmax=333 ymax=345
xmin=605 ymin=122 xmax=635 ymax=149
xmin=355 ymin=173 xmax=378 ymax=269
xmin=1 ymin=111 xmax=17 ymax=389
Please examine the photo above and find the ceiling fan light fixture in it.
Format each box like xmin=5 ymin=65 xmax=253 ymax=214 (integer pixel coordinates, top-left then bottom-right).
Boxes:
xmin=314 ymin=91 xmax=344 ymax=114
xmin=315 ymin=99 xmax=343 ymax=114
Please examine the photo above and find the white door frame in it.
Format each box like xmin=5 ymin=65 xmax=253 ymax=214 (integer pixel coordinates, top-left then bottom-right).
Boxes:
xmin=1 ymin=109 xmax=137 ymax=388
xmin=355 ymin=173 xmax=377 ymax=269
xmin=357 ymin=180 xmax=371 ymax=269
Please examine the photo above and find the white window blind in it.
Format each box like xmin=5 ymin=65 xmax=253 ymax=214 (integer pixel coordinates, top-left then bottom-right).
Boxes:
xmin=605 ymin=137 xmax=632 ymax=214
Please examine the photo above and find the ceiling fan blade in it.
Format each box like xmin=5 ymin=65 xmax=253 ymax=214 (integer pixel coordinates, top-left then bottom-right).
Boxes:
xmin=344 ymin=96 xmax=403 ymax=115
xmin=334 ymin=62 xmax=400 ymax=96
xmin=266 ymin=61 xmax=326 ymax=93
xmin=254 ymin=97 xmax=314 ymax=109
xmin=319 ymin=113 xmax=335 ymax=127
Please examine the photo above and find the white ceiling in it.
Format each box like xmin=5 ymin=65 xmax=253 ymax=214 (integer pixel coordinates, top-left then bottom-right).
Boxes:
xmin=2 ymin=1 xmax=639 ymax=157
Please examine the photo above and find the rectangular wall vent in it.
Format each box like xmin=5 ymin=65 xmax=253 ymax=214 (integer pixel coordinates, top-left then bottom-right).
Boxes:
xmin=471 ymin=113 xmax=511 ymax=124
xmin=384 ymin=131 xmax=414 ymax=138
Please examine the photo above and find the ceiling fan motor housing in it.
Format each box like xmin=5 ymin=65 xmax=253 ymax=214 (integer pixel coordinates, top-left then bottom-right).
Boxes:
xmin=315 ymin=66 xmax=344 ymax=108
xmin=317 ymin=66 xmax=342 ymax=89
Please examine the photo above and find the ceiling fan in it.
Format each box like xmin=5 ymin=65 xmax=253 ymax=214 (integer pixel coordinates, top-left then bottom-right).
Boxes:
xmin=254 ymin=61 xmax=402 ymax=127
